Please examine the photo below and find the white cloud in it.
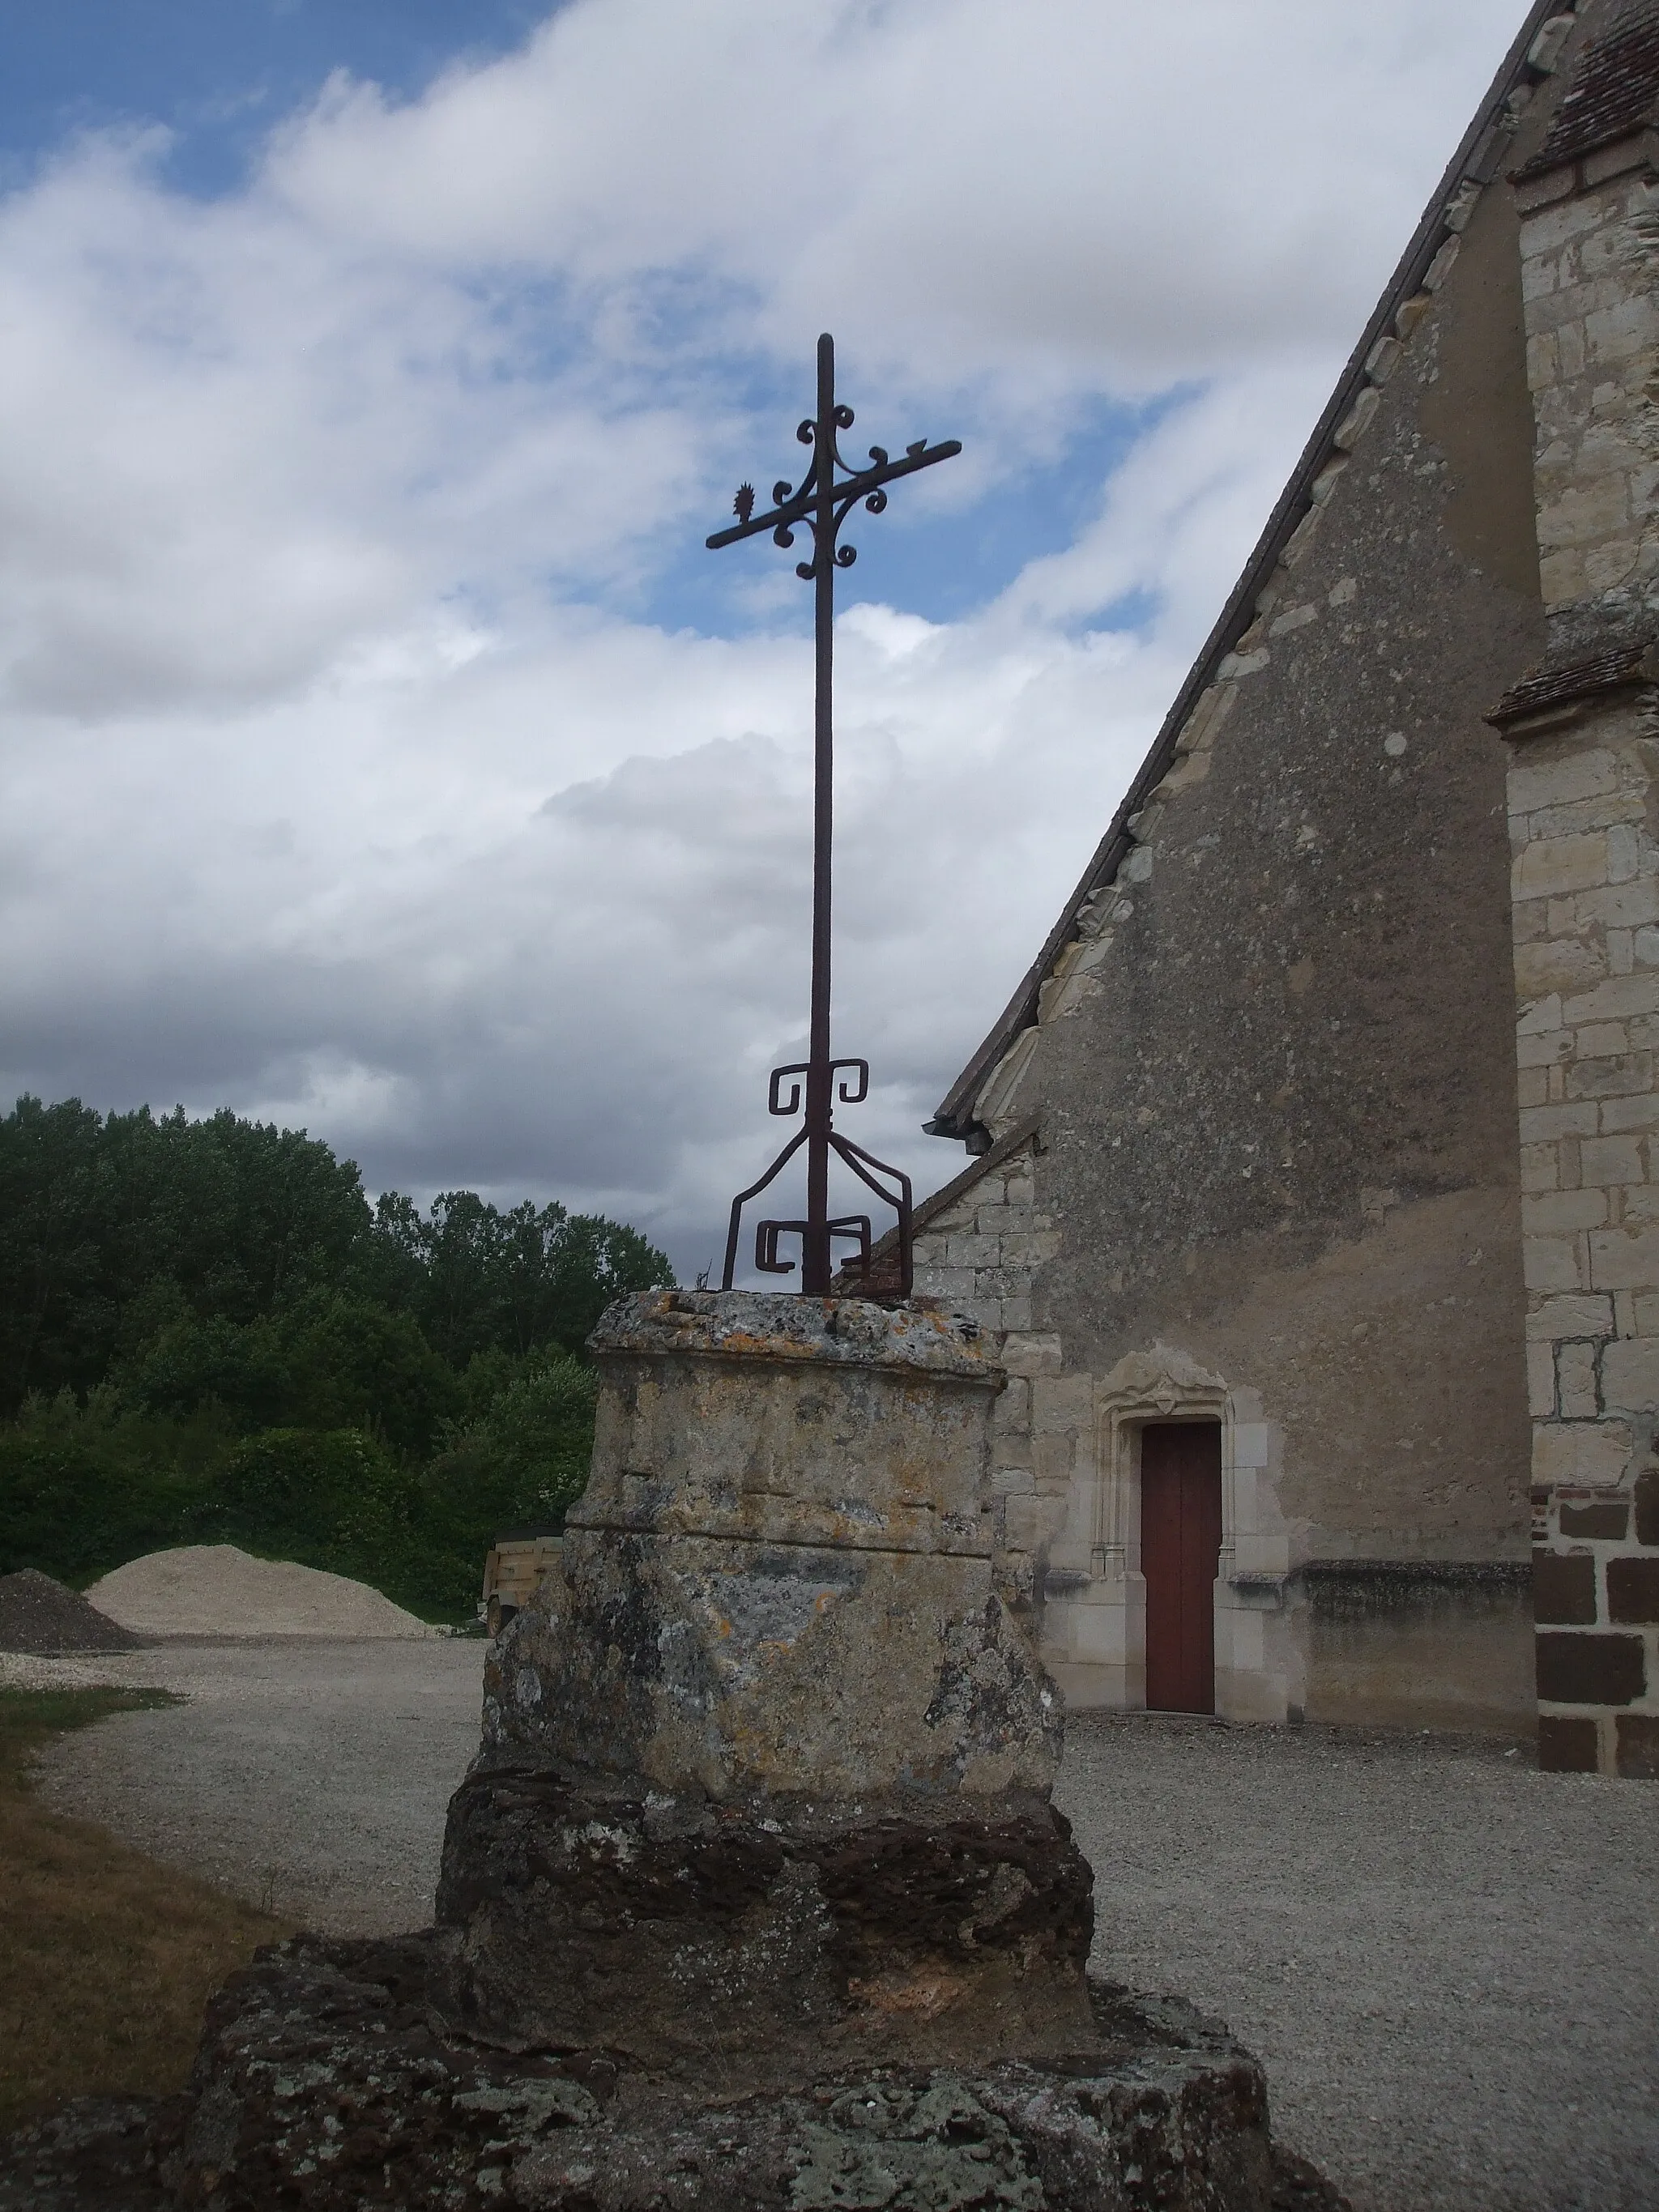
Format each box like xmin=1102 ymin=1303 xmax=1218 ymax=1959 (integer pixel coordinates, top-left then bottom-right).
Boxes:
xmin=0 ymin=0 xmax=1526 ymax=1274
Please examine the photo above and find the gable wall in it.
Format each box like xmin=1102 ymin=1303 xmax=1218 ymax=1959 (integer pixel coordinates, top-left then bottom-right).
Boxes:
xmin=915 ymin=11 xmax=1605 ymax=1729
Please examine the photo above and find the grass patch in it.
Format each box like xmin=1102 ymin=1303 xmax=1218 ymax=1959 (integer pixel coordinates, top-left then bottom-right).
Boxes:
xmin=0 ymin=1686 xmax=290 ymax=2133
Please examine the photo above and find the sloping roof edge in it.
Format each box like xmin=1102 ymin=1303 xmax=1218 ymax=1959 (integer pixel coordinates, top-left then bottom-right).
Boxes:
xmin=928 ymin=0 xmax=1570 ymax=1146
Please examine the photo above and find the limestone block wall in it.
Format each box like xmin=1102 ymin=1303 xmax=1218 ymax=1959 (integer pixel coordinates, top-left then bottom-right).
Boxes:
xmin=1516 ymin=138 xmax=1659 ymax=634
xmin=1503 ymin=694 xmax=1659 ymax=1771
xmin=910 ymin=1131 xmax=1061 ymax=1614
xmin=1503 ymin=54 xmax=1659 ymax=1773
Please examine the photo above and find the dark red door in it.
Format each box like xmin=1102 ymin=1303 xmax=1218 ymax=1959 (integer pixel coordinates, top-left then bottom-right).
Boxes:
xmin=1141 ymin=1422 xmax=1222 ymax=1714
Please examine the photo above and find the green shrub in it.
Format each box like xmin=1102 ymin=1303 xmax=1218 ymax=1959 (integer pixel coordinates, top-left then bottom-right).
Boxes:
xmin=406 ymin=1353 xmax=599 ymax=1617
xmin=0 ymin=1392 xmax=227 ymax=1584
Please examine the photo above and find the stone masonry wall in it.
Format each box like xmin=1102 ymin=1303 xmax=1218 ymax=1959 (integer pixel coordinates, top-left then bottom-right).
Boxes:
xmin=1505 ymin=23 xmax=1659 ymax=1774
xmin=1504 ymin=693 xmax=1659 ymax=1771
xmin=914 ymin=6 xmax=1592 ymax=1729
xmin=911 ymin=1133 xmax=1060 ymax=1613
xmin=1517 ymin=120 xmax=1659 ymax=642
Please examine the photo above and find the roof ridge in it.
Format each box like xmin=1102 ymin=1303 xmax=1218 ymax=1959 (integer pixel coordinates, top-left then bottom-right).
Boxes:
xmin=928 ymin=0 xmax=1577 ymax=1147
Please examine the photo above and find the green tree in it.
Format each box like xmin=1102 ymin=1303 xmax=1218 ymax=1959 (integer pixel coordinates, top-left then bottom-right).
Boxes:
xmin=375 ymin=1190 xmax=672 ymax=1365
xmin=0 ymin=1098 xmax=372 ymax=1413
xmin=0 ymin=1092 xmax=672 ymax=1617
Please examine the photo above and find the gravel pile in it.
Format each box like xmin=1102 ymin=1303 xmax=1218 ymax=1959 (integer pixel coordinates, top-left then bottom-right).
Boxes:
xmin=84 ymin=1546 xmax=434 ymax=1640
xmin=0 ymin=1569 xmax=146 ymax=1654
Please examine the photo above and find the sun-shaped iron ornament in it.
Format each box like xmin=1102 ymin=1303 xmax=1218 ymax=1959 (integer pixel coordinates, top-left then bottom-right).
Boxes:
xmin=704 ymin=334 xmax=960 ymax=1298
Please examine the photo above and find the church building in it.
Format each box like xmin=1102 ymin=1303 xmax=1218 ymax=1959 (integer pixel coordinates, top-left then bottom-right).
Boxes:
xmin=904 ymin=0 xmax=1659 ymax=1775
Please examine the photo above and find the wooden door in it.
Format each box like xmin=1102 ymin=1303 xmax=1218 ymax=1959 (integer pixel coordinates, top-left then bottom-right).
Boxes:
xmin=1140 ymin=1421 xmax=1222 ymax=1714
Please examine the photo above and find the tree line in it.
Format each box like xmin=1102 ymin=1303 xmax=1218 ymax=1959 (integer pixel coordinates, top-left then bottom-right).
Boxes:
xmin=0 ymin=1096 xmax=676 ymax=1617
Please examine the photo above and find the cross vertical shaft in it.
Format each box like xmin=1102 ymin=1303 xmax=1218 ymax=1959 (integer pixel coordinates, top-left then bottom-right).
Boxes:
xmin=804 ymin=332 xmax=838 ymax=1293
xmin=707 ymin=335 xmax=959 ymax=1294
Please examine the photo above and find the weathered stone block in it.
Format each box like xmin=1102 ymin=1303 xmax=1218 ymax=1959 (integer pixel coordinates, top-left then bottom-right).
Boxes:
xmin=1599 ymin=1335 xmax=1659 ymax=1412
xmin=1590 ymin=1227 xmax=1659 ymax=1289
xmin=1523 ymin=1188 xmax=1607 ymax=1233
xmin=1519 ymin=1103 xmax=1599 ymax=1141
xmin=1607 ymin=1556 xmax=1659 ymax=1622
xmin=1566 ymin=1052 xmax=1655 ymax=1100
xmin=1030 ymin=1374 xmax=1094 ymax=1436
xmin=1580 ymin=1134 xmax=1644 ymax=1187
xmin=1535 ymin=1630 xmax=1646 ymax=1707
xmin=1509 ymin=748 xmax=1618 ymax=815
xmin=945 ymin=1233 xmax=1002 ymax=1269
xmin=1559 ymin=1498 xmax=1630 ymax=1541
xmin=1516 ymin=939 xmax=1606 ymax=994
xmin=1563 ymin=974 xmax=1659 ymax=1023
xmin=1512 ymin=832 xmax=1610 ymax=899
xmin=1518 ymin=992 xmax=1565 ymax=1035
xmin=1526 ymin=1292 xmax=1614 ymax=1340
xmin=1586 ymin=293 xmax=1659 ymax=364
xmin=1000 ymin=1332 xmax=1063 ymax=1377
xmin=1636 ymin=1466 xmax=1659 ymax=1545
xmin=1521 ymin=1140 xmax=1561 ymax=1191
xmin=1000 ymin=1229 xmax=1063 ymax=1267
xmin=1525 ymin=1233 xmax=1585 ymax=1291
xmin=1614 ymin=1713 xmax=1659 ymax=1779
xmin=1537 ymin=1714 xmax=1601 ymax=1771
xmin=1533 ymin=1419 xmax=1632 ymax=1488
xmin=1032 ymin=1432 xmax=1080 ymax=1494
xmin=1516 ymin=1024 xmax=1575 ymax=1068
xmin=1618 ymin=1185 xmax=1659 ymax=1224
xmin=1596 ymin=1091 xmax=1659 ymax=1132
xmin=1532 ymin=1550 xmax=1597 ymax=1624
xmin=1529 ymin=1339 xmax=1557 ymax=1417
xmin=1556 ymin=1337 xmax=1600 ymax=1417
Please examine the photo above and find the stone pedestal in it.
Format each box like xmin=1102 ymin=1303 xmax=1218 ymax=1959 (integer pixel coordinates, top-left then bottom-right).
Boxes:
xmin=13 ymin=1294 xmax=1337 ymax=2210
xmin=432 ymin=1290 xmax=1098 ymax=2078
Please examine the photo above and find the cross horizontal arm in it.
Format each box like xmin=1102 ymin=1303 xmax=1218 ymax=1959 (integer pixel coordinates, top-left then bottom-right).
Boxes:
xmin=705 ymin=437 xmax=962 ymax=551
xmin=705 ymin=487 xmax=811 ymax=552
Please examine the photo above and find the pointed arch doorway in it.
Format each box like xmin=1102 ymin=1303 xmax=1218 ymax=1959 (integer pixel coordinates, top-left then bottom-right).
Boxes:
xmin=1140 ymin=1421 xmax=1223 ymax=1713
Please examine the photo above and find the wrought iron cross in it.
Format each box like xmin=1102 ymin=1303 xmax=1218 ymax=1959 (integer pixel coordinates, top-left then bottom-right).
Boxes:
xmin=706 ymin=332 xmax=960 ymax=1296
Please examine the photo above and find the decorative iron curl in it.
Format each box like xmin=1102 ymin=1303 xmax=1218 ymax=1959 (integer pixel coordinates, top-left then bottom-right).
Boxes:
xmin=769 ymin=1063 xmax=808 ymax=1116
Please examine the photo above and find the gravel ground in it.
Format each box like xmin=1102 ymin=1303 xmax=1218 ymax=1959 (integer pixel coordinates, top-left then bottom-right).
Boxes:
xmin=1056 ymin=1712 xmax=1659 ymax=2212
xmin=8 ymin=1651 xmax=1656 ymax=2210
xmin=19 ymin=1639 xmax=483 ymax=1934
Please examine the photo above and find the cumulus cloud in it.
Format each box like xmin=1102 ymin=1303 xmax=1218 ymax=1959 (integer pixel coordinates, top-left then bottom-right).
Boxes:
xmin=0 ymin=0 xmax=1525 ymax=1274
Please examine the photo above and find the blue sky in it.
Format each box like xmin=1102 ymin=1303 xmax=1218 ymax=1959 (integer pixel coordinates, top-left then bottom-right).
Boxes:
xmin=0 ymin=0 xmax=1529 ymax=1269
xmin=0 ymin=1 xmax=550 ymax=193
xmin=0 ymin=0 xmax=1160 ymax=633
